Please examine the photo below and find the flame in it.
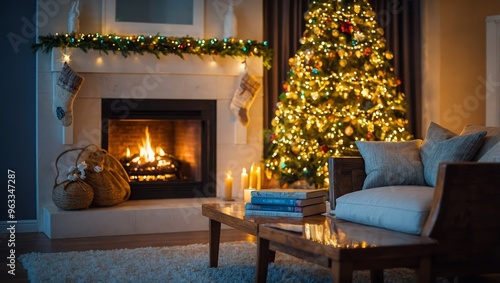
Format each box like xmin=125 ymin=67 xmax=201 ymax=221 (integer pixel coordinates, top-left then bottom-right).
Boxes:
xmin=139 ymin=127 xmax=156 ymax=163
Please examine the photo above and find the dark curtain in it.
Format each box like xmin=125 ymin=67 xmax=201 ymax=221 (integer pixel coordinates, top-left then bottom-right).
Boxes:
xmin=263 ymin=0 xmax=422 ymax=138
xmin=262 ymin=0 xmax=312 ymax=129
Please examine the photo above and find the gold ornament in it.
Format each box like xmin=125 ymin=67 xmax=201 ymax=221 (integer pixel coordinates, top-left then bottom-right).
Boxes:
xmin=354 ymin=5 xmax=361 ymax=13
xmin=291 ymin=145 xmax=300 ymax=155
xmin=339 ymin=59 xmax=347 ymax=67
xmin=345 ymin=126 xmax=354 ymax=136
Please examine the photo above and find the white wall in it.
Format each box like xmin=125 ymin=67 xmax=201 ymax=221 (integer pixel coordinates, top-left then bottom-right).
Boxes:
xmin=421 ymin=0 xmax=500 ymax=135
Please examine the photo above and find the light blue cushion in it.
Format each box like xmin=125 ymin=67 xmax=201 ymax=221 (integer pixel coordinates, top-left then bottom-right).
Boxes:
xmin=420 ymin=122 xmax=486 ymax=187
xmin=478 ymin=141 xmax=500 ymax=162
xmin=355 ymin=140 xmax=426 ymax=190
xmin=460 ymin=125 xmax=500 ymax=161
xmin=334 ymin=186 xmax=434 ymax=235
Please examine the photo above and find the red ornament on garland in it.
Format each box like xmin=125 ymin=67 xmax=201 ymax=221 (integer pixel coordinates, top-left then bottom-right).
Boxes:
xmin=321 ymin=145 xmax=329 ymax=152
xmin=367 ymin=132 xmax=373 ymax=139
xmin=364 ymin=47 xmax=371 ymax=56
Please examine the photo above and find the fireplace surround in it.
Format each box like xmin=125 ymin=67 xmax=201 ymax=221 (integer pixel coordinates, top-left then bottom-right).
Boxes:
xmin=40 ymin=49 xmax=264 ymax=238
xmin=102 ymin=98 xmax=217 ymax=199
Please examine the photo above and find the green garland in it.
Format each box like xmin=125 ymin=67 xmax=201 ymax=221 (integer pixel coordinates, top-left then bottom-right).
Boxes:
xmin=32 ymin=33 xmax=273 ymax=69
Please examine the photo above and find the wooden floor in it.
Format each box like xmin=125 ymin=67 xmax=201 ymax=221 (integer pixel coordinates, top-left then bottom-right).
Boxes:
xmin=0 ymin=229 xmax=255 ymax=282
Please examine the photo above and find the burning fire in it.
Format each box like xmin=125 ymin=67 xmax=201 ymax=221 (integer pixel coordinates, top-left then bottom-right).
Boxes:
xmin=122 ymin=127 xmax=181 ymax=181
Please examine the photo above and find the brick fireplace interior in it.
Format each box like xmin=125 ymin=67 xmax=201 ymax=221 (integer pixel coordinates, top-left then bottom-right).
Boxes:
xmin=102 ymin=98 xmax=216 ymax=199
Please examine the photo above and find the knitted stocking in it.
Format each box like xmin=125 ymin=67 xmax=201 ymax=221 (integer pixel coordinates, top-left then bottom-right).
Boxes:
xmin=230 ymin=72 xmax=261 ymax=126
xmin=53 ymin=62 xmax=84 ymax=126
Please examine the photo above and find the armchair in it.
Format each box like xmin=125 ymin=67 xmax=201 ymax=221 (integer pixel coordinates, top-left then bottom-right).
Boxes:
xmin=328 ymin=123 xmax=500 ymax=279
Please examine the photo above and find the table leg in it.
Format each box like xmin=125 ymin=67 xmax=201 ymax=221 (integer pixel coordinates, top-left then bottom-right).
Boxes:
xmin=256 ymin=237 xmax=271 ymax=283
xmin=331 ymin=260 xmax=353 ymax=283
xmin=208 ymin=218 xmax=221 ymax=268
xmin=416 ymin=256 xmax=433 ymax=283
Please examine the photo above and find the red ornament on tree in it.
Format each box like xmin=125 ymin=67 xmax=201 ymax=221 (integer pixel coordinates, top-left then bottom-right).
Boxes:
xmin=282 ymin=82 xmax=289 ymax=92
xmin=364 ymin=47 xmax=371 ymax=55
xmin=321 ymin=145 xmax=329 ymax=152
xmin=340 ymin=21 xmax=353 ymax=34
xmin=367 ymin=132 xmax=373 ymax=139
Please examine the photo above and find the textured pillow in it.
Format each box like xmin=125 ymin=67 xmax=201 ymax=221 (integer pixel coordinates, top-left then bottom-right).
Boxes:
xmin=460 ymin=125 xmax=500 ymax=161
xmin=478 ymin=141 xmax=500 ymax=162
xmin=355 ymin=140 xmax=426 ymax=190
xmin=334 ymin=186 xmax=434 ymax=235
xmin=420 ymin=122 xmax=487 ymax=187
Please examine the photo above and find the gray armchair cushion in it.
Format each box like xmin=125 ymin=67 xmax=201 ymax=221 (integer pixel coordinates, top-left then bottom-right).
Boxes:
xmin=355 ymin=140 xmax=426 ymax=190
xmin=420 ymin=122 xmax=486 ymax=187
xmin=460 ymin=125 xmax=500 ymax=161
xmin=335 ymin=185 xmax=434 ymax=235
xmin=478 ymin=141 xmax=500 ymax=162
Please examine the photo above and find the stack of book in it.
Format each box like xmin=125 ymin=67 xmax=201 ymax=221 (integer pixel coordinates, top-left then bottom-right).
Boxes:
xmin=244 ymin=188 xmax=328 ymax=218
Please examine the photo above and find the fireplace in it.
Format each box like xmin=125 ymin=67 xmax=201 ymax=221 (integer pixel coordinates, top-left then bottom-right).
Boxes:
xmin=101 ymin=98 xmax=216 ymax=199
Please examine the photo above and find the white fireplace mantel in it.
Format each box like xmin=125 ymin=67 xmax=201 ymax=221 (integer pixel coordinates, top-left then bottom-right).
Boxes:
xmin=50 ymin=48 xmax=263 ymax=76
xmin=50 ymin=48 xmax=263 ymax=145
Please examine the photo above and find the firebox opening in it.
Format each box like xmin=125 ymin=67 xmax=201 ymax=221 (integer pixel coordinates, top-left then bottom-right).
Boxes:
xmin=102 ymin=99 xmax=216 ymax=200
xmin=107 ymin=120 xmax=202 ymax=183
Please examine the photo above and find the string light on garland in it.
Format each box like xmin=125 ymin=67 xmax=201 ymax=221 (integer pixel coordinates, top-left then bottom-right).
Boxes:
xmin=31 ymin=33 xmax=273 ymax=69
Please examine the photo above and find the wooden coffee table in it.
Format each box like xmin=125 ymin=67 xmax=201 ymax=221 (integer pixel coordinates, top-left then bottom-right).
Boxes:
xmin=201 ymin=202 xmax=325 ymax=267
xmin=202 ymin=203 xmax=437 ymax=283
xmin=257 ymin=217 xmax=438 ymax=283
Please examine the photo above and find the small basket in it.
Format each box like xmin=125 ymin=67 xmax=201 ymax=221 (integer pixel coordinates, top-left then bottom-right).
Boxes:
xmin=52 ymin=148 xmax=94 ymax=210
xmin=52 ymin=180 xmax=93 ymax=210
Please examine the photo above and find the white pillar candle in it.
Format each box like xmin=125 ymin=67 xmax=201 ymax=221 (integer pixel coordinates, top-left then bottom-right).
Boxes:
xmin=224 ymin=170 xmax=233 ymax=200
xmin=241 ymin=168 xmax=249 ymax=191
xmin=255 ymin=166 xmax=261 ymax=190
xmin=249 ymin=164 xmax=256 ymax=189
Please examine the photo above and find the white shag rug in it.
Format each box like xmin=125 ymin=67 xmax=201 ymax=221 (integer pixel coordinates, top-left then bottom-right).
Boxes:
xmin=19 ymin=241 xmax=417 ymax=283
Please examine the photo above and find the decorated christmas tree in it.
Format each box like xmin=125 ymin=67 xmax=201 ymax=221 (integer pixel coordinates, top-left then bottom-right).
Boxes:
xmin=264 ymin=0 xmax=412 ymax=189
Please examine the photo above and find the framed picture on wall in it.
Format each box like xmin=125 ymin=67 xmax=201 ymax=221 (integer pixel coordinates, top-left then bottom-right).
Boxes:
xmin=102 ymin=0 xmax=204 ymax=37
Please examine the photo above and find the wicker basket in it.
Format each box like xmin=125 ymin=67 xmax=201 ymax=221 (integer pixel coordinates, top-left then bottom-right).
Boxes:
xmin=52 ymin=180 xmax=93 ymax=210
xmin=80 ymin=144 xmax=131 ymax=207
xmin=52 ymin=148 xmax=94 ymax=210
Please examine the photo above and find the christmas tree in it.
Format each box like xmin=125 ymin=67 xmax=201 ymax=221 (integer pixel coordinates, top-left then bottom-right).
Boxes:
xmin=264 ymin=0 xmax=412 ymax=189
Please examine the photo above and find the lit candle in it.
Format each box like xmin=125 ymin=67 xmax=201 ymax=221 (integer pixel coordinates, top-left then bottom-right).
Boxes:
xmin=255 ymin=166 xmax=261 ymax=190
xmin=249 ymin=164 xmax=255 ymax=189
xmin=224 ymin=170 xmax=233 ymax=200
xmin=241 ymin=168 xmax=249 ymax=191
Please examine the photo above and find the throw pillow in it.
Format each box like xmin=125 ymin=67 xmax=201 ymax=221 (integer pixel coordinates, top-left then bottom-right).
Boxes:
xmin=460 ymin=125 xmax=500 ymax=160
xmin=355 ymin=139 xmax=426 ymax=190
xmin=420 ymin=122 xmax=487 ymax=187
xmin=478 ymin=141 xmax=500 ymax=162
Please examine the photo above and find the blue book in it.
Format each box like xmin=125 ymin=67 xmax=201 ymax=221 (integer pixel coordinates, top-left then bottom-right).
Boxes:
xmin=250 ymin=188 xmax=327 ymax=199
xmin=244 ymin=202 xmax=326 ymax=217
xmin=250 ymin=196 xmax=325 ymax=206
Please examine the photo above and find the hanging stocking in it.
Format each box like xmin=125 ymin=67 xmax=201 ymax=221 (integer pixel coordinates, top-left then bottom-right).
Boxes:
xmin=53 ymin=62 xmax=84 ymax=126
xmin=230 ymin=72 xmax=261 ymax=126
